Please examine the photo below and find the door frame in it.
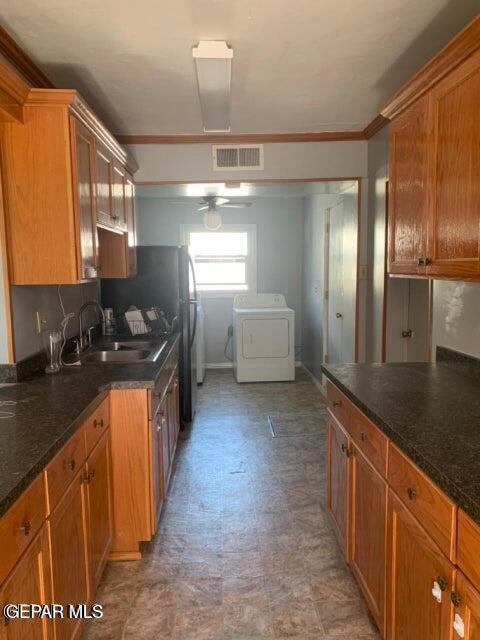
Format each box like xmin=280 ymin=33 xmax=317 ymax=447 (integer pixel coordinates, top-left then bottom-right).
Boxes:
xmin=138 ymin=177 xmax=363 ymax=364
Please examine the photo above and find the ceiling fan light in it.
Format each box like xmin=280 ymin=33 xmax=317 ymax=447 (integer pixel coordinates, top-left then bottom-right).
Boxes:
xmin=203 ymin=209 xmax=222 ymax=231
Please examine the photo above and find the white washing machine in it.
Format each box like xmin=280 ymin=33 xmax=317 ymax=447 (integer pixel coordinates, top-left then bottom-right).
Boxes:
xmin=233 ymin=293 xmax=295 ymax=383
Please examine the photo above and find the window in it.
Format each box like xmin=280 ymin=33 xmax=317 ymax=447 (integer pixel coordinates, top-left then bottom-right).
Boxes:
xmin=182 ymin=224 xmax=257 ymax=297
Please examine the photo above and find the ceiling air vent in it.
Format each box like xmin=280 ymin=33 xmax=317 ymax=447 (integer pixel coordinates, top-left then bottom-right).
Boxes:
xmin=212 ymin=144 xmax=264 ymax=171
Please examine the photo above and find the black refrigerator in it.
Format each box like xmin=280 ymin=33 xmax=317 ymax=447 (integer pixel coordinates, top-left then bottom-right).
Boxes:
xmin=101 ymin=245 xmax=198 ymax=424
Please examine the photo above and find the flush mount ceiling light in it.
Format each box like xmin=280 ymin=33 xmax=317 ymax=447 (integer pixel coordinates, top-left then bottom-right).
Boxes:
xmin=192 ymin=41 xmax=233 ymax=133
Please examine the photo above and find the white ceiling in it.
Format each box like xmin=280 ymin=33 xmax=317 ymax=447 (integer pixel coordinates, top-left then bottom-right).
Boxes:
xmin=138 ymin=180 xmax=355 ymax=198
xmin=0 ymin=0 xmax=477 ymax=135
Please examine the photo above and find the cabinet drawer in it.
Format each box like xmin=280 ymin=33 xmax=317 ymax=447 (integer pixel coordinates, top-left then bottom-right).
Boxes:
xmin=84 ymin=396 xmax=110 ymax=454
xmin=326 ymin=381 xmax=387 ymax=475
xmin=457 ymin=510 xmax=480 ymax=591
xmin=0 ymin=474 xmax=47 ymax=585
xmin=45 ymin=428 xmax=86 ymax=513
xmin=150 ymin=345 xmax=178 ymax=418
xmin=387 ymin=443 xmax=456 ymax=559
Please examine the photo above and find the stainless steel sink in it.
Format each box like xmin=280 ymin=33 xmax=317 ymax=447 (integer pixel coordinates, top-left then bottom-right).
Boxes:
xmin=83 ymin=349 xmax=152 ymax=363
xmin=81 ymin=339 xmax=167 ymax=364
xmin=98 ymin=341 xmax=160 ymax=352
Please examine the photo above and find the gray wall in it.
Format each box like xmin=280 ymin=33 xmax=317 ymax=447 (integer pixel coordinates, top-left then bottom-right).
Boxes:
xmin=365 ymin=126 xmax=389 ymax=362
xmin=11 ymin=282 xmax=101 ymax=361
xmin=432 ymin=281 xmax=480 ymax=359
xmin=136 ymin=195 xmax=304 ymax=365
xmin=129 ymin=140 xmax=368 ymax=183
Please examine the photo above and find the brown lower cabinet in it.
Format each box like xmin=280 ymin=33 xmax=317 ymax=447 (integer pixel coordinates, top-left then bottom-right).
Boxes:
xmin=350 ymin=444 xmax=387 ymax=635
xmin=109 ymin=345 xmax=180 ymax=560
xmin=451 ymin=571 xmax=480 ymax=639
xmin=327 ymin=417 xmax=350 ymax=558
xmin=386 ymin=491 xmax=453 ymax=639
xmin=326 ymin=379 xmax=480 ymax=640
xmin=0 ymin=527 xmax=52 ymax=640
xmin=48 ymin=473 xmax=90 ymax=640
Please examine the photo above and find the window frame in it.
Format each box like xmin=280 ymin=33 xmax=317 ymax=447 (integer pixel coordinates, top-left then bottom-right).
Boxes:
xmin=181 ymin=224 xmax=257 ymax=298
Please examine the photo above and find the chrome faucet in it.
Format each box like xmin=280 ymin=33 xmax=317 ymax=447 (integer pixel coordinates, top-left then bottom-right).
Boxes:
xmin=79 ymin=301 xmax=105 ymax=351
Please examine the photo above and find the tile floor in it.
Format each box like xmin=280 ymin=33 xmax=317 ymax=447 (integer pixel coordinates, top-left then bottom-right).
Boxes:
xmin=82 ymin=369 xmax=380 ymax=639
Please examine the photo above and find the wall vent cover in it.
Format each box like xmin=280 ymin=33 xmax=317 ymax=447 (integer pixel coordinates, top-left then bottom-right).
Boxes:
xmin=212 ymin=144 xmax=264 ymax=171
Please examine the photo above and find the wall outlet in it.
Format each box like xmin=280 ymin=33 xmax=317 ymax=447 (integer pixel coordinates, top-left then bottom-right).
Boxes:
xmin=227 ymin=325 xmax=234 ymax=337
xmin=36 ymin=311 xmax=47 ymax=334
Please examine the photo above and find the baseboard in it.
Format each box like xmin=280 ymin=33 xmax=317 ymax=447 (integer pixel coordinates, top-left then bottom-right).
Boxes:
xmin=207 ymin=360 xmax=303 ymax=370
xmin=302 ymin=364 xmax=326 ymax=396
xmin=206 ymin=362 xmax=234 ymax=369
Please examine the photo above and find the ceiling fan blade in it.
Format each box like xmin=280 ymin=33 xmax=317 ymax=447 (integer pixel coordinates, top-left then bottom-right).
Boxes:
xmin=168 ymin=201 xmax=190 ymax=205
xmin=215 ymin=197 xmax=230 ymax=205
xmin=220 ymin=202 xmax=253 ymax=208
xmin=197 ymin=205 xmax=210 ymax=211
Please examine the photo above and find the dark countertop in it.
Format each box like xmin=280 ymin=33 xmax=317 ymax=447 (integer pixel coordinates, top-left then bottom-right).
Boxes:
xmin=321 ymin=362 xmax=480 ymax=526
xmin=0 ymin=333 xmax=180 ymax=518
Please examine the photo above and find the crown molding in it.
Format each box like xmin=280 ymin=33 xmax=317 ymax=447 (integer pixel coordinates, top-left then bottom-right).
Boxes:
xmin=0 ymin=60 xmax=29 ymax=122
xmin=381 ymin=15 xmax=480 ymax=120
xmin=116 ymin=130 xmax=367 ymax=145
xmin=0 ymin=24 xmax=54 ymax=88
xmin=363 ymin=114 xmax=389 ymax=139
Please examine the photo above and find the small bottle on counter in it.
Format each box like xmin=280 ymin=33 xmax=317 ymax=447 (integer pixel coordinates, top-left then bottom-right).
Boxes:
xmin=102 ymin=308 xmax=117 ymax=335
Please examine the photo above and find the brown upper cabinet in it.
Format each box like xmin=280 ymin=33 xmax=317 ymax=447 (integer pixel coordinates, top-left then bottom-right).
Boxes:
xmin=386 ymin=28 xmax=480 ymax=280
xmin=0 ymin=88 xmax=137 ymax=285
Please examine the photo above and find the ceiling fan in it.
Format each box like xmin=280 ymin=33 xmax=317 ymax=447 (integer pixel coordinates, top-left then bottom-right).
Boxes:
xmin=196 ymin=195 xmax=253 ymax=211
xmin=167 ymin=195 xmax=252 ymax=230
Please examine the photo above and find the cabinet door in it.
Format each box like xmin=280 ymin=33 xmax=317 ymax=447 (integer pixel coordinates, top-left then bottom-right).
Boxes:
xmin=452 ymin=571 xmax=480 ymax=640
xmin=86 ymin=433 xmax=113 ymax=592
xmin=150 ymin=407 xmax=162 ymax=533
xmin=94 ymin=144 xmax=113 ymax=227
xmin=111 ymin=162 xmax=126 ymax=230
xmin=350 ymin=445 xmax=387 ymax=635
xmin=167 ymin=384 xmax=177 ymax=461
xmin=0 ymin=527 xmax=52 ymax=640
xmin=70 ymin=117 xmax=98 ymax=280
xmin=48 ymin=474 xmax=89 ymax=640
xmin=173 ymin=374 xmax=180 ymax=442
xmin=387 ymin=490 xmax=453 ymax=640
xmin=327 ymin=416 xmax=350 ymax=558
xmin=388 ymin=95 xmax=430 ymax=276
xmin=426 ymin=49 xmax=480 ymax=280
xmin=124 ymin=174 xmax=137 ymax=277
xmin=161 ymin=409 xmax=171 ymax=496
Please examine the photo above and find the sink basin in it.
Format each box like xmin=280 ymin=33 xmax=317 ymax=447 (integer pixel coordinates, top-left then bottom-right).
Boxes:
xmin=82 ymin=349 xmax=152 ymax=363
xmin=81 ymin=339 xmax=168 ymax=364
xmin=98 ymin=341 xmax=160 ymax=352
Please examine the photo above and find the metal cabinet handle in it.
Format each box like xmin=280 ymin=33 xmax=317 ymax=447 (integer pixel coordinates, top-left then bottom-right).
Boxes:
xmin=94 ymin=418 xmax=104 ymax=428
xmin=451 ymin=591 xmax=462 ymax=607
xmin=68 ymin=458 xmax=76 ymax=471
xmin=436 ymin=576 xmax=448 ymax=591
xmin=407 ymin=486 xmax=417 ymax=500
xmin=360 ymin=432 xmax=366 ymax=442
xmin=425 ymin=257 xmax=432 ymax=266
xmin=417 ymin=257 xmax=425 ymax=266
xmin=332 ymin=400 xmax=342 ymax=408
xmin=19 ymin=519 xmax=31 ymax=536
xmin=335 ymin=312 xmax=343 ymax=318
xmin=341 ymin=443 xmax=352 ymax=457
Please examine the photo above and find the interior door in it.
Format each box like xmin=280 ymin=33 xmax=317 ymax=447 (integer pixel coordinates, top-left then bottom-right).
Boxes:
xmin=326 ymin=201 xmax=356 ymax=364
